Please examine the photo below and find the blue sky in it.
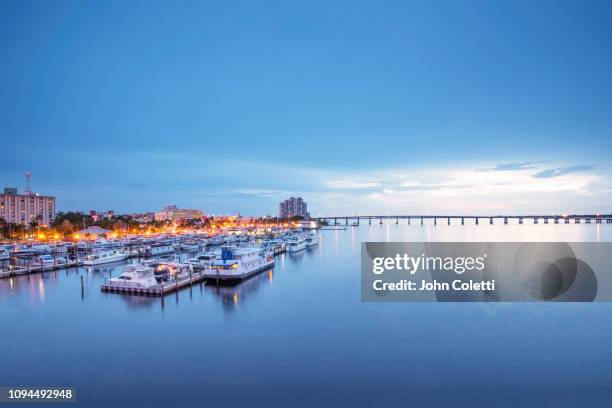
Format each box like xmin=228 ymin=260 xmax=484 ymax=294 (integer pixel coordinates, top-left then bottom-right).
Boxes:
xmin=1 ymin=0 xmax=611 ymax=216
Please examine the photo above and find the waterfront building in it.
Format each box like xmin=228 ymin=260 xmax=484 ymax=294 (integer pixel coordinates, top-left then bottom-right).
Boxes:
xmin=155 ymin=205 xmax=204 ymax=222
xmin=279 ymin=197 xmax=309 ymax=219
xmin=0 ymin=187 xmax=56 ymax=226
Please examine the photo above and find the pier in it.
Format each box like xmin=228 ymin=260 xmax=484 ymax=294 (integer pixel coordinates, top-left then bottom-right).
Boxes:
xmin=0 ymin=259 xmax=82 ymax=278
xmin=315 ymin=214 xmax=612 ymax=226
xmin=101 ymin=269 xmax=206 ymax=297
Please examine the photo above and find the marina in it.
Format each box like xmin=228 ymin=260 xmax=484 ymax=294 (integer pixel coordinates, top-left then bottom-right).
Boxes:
xmin=2 ymin=224 xmax=612 ymax=407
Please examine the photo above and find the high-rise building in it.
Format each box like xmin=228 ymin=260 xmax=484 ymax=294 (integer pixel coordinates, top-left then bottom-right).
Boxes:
xmin=279 ymin=197 xmax=309 ymax=219
xmin=0 ymin=187 xmax=56 ymax=226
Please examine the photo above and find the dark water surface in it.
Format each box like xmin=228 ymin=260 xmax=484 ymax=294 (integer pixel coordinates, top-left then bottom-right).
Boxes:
xmin=1 ymin=224 xmax=612 ymax=407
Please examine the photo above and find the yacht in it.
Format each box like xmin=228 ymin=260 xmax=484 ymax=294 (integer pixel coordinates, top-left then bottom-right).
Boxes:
xmin=145 ymin=243 xmax=176 ymax=257
xmin=32 ymin=254 xmax=67 ymax=268
xmin=187 ymin=253 xmax=217 ymax=269
xmin=108 ymin=264 xmax=159 ymax=289
xmin=14 ymin=244 xmax=51 ymax=255
xmin=209 ymin=236 xmax=224 ymax=246
xmin=83 ymin=250 xmax=128 ymax=266
xmin=203 ymin=246 xmax=274 ymax=281
xmin=141 ymin=260 xmax=191 ymax=283
xmin=0 ymin=248 xmax=11 ymax=261
xmin=305 ymin=231 xmax=319 ymax=248
xmin=175 ymin=240 xmax=200 ymax=252
xmin=50 ymin=243 xmax=69 ymax=254
xmin=286 ymin=236 xmax=306 ymax=253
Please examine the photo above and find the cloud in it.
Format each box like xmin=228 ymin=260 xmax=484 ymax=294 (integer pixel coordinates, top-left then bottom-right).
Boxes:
xmin=534 ymin=165 xmax=597 ymax=179
xmin=325 ymin=180 xmax=382 ymax=189
xmin=478 ymin=161 xmax=545 ymax=172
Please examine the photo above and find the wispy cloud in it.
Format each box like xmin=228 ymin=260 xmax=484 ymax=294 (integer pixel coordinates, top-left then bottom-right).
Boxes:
xmin=325 ymin=180 xmax=382 ymax=189
xmin=478 ymin=161 xmax=545 ymax=172
xmin=534 ymin=165 xmax=597 ymax=179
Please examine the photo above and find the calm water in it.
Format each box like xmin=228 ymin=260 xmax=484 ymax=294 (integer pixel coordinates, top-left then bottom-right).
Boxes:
xmin=1 ymin=223 xmax=612 ymax=407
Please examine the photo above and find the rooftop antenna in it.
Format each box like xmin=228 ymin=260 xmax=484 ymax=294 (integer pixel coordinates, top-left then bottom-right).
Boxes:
xmin=25 ymin=171 xmax=32 ymax=195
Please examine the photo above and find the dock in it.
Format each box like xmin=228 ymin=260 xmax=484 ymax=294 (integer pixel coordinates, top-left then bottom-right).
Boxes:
xmin=0 ymin=260 xmax=82 ymax=278
xmin=101 ymin=269 xmax=207 ymax=297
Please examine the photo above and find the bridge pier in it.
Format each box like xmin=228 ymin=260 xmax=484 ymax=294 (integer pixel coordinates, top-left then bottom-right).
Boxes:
xmin=396 ymin=218 xmax=399 ymax=225
xmin=519 ymin=218 xmax=523 ymax=224
xmin=379 ymin=217 xmax=383 ymax=225
xmin=489 ymin=217 xmax=493 ymax=225
xmin=420 ymin=217 xmax=423 ymax=226
xmin=554 ymin=218 xmax=559 ymax=224
xmin=408 ymin=217 xmax=410 ymax=225
xmin=596 ymin=218 xmax=601 ymax=224
xmin=575 ymin=218 xmax=580 ymax=224
xmin=475 ymin=218 xmax=479 ymax=225
xmin=368 ymin=217 xmax=371 ymax=226
xmin=544 ymin=218 xmax=548 ymax=224
xmin=461 ymin=217 xmax=464 ymax=225
xmin=345 ymin=217 xmax=349 ymax=226
xmin=447 ymin=217 xmax=450 ymax=225
xmin=504 ymin=217 xmax=508 ymax=224
xmin=534 ymin=218 xmax=538 ymax=224
xmin=565 ymin=218 xmax=570 ymax=224
xmin=586 ymin=218 xmax=591 ymax=224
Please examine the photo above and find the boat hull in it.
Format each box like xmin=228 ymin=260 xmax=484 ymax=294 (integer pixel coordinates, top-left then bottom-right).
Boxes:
xmin=203 ymin=260 xmax=274 ymax=281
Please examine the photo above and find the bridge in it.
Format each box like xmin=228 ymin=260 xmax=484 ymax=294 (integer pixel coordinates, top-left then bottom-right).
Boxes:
xmin=314 ymin=214 xmax=612 ymax=226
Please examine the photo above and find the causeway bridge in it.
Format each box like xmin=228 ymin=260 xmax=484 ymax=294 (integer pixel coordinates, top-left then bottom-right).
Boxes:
xmin=314 ymin=214 xmax=612 ymax=226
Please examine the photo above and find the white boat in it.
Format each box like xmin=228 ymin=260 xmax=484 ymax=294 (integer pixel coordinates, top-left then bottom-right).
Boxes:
xmin=14 ymin=244 xmax=51 ymax=255
xmin=175 ymin=241 xmax=200 ymax=252
xmin=145 ymin=243 xmax=176 ymax=257
xmin=50 ymin=243 xmax=69 ymax=254
xmin=108 ymin=261 xmax=191 ymax=289
xmin=0 ymin=249 xmax=11 ymax=261
xmin=187 ymin=253 xmax=217 ymax=268
xmin=209 ymin=236 xmax=224 ymax=246
xmin=141 ymin=260 xmax=191 ymax=283
xmin=286 ymin=236 xmax=306 ymax=253
xmin=108 ymin=264 xmax=159 ymax=289
xmin=305 ymin=232 xmax=319 ymax=247
xmin=83 ymin=250 xmax=128 ymax=266
xmin=32 ymin=254 xmax=66 ymax=268
xmin=203 ymin=246 xmax=274 ymax=280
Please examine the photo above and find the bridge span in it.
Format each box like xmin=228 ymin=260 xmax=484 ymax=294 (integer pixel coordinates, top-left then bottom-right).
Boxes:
xmin=314 ymin=214 xmax=612 ymax=226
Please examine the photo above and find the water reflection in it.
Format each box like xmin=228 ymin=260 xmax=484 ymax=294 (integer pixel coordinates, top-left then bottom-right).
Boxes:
xmin=206 ymin=267 xmax=274 ymax=311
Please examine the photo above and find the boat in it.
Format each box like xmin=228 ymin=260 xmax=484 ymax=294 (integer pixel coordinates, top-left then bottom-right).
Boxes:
xmin=50 ymin=243 xmax=70 ymax=254
xmin=305 ymin=231 xmax=319 ymax=247
xmin=108 ymin=264 xmax=159 ymax=289
xmin=144 ymin=243 xmax=176 ymax=257
xmin=141 ymin=260 xmax=191 ymax=283
xmin=286 ymin=236 xmax=306 ymax=253
xmin=0 ymin=248 xmax=11 ymax=261
xmin=175 ymin=240 xmax=200 ymax=252
xmin=203 ymin=246 xmax=274 ymax=281
xmin=13 ymin=244 xmax=51 ymax=255
xmin=187 ymin=253 xmax=217 ymax=269
xmin=32 ymin=254 xmax=67 ymax=268
xmin=83 ymin=250 xmax=128 ymax=266
xmin=209 ymin=236 xmax=224 ymax=246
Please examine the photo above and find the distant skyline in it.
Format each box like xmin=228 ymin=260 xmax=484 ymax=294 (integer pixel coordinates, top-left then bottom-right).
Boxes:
xmin=1 ymin=0 xmax=611 ymax=215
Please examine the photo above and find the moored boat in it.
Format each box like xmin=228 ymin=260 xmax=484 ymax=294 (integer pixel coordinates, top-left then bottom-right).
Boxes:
xmin=83 ymin=250 xmax=128 ymax=266
xmin=203 ymin=246 xmax=274 ymax=280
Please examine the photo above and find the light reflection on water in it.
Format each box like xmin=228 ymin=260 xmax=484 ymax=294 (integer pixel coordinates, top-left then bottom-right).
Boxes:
xmin=0 ymin=224 xmax=611 ymax=407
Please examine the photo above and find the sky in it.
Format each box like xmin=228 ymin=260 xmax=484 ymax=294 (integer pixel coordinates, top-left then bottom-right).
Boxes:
xmin=0 ymin=0 xmax=611 ymax=216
